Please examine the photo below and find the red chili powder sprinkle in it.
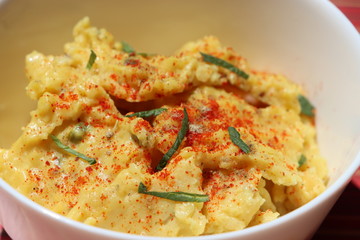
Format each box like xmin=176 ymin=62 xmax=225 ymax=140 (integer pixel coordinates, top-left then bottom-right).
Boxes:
xmin=59 ymin=92 xmax=79 ymax=102
xmin=75 ymin=176 xmax=88 ymax=186
xmin=110 ymin=73 xmax=118 ymax=81
xmin=51 ymin=102 xmax=70 ymax=110
xmin=100 ymin=194 xmax=108 ymax=201
xmin=86 ymin=166 xmax=93 ymax=173
xmin=98 ymin=97 xmax=111 ymax=111
xmin=114 ymin=54 xmax=122 ymax=60
xmin=134 ymin=119 xmax=152 ymax=132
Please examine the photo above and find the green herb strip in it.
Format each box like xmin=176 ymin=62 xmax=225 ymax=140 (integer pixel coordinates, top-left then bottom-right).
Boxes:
xmin=138 ymin=182 xmax=209 ymax=202
xmin=137 ymin=52 xmax=154 ymax=57
xmin=228 ymin=127 xmax=250 ymax=154
xmin=298 ymin=154 xmax=307 ymax=167
xmin=156 ymin=108 xmax=189 ymax=171
xmin=121 ymin=41 xmax=153 ymax=57
xmin=125 ymin=108 xmax=167 ymax=118
xmin=298 ymin=95 xmax=315 ymax=117
xmin=51 ymin=135 xmax=96 ymax=165
xmin=200 ymin=52 xmax=249 ymax=79
xmin=86 ymin=50 xmax=97 ymax=70
xmin=121 ymin=41 xmax=135 ymax=53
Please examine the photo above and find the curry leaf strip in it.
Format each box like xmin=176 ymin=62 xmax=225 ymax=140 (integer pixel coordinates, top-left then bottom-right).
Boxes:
xmin=121 ymin=41 xmax=135 ymax=53
xmin=86 ymin=50 xmax=97 ymax=70
xmin=50 ymin=135 xmax=96 ymax=165
xmin=156 ymin=108 xmax=189 ymax=171
xmin=298 ymin=95 xmax=315 ymax=117
xmin=298 ymin=154 xmax=307 ymax=167
xmin=125 ymin=108 xmax=167 ymax=118
xmin=138 ymin=182 xmax=209 ymax=202
xmin=228 ymin=127 xmax=250 ymax=154
xmin=200 ymin=52 xmax=249 ymax=79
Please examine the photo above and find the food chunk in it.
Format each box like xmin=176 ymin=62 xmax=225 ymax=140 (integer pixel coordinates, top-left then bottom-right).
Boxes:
xmin=0 ymin=17 xmax=327 ymax=237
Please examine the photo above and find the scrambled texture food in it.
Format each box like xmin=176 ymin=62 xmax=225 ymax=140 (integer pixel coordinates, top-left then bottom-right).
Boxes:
xmin=0 ymin=18 xmax=327 ymax=236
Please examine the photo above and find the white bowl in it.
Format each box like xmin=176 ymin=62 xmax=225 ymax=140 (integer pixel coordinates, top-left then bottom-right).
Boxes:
xmin=0 ymin=0 xmax=359 ymax=239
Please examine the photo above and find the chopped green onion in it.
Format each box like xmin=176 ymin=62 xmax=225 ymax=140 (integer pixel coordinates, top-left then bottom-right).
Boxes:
xmin=50 ymin=135 xmax=96 ymax=165
xmin=298 ymin=154 xmax=307 ymax=167
xmin=121 ymin=41 xmax=135 ymax=53
xmin=156 ymin=108 xmax=189 ymax=171
xmin=125 ymin=108 xmax=167 ymax=118
xmin=138 ymin=182 xmax=209 ymax=202
xmin=86 ymin=50 xmax=97 ymax=70
xmin=298 ymin=95 xmax=315 ymax=117
xmin=200 ymin=52 xmax=249 ymax=79
xmin=68 ymin=123 xmax=88 ymax=143
xmin=228 ymin=127 xmax=250 ymax=154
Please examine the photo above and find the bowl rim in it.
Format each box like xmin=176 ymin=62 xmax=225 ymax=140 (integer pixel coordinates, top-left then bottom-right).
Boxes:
xmin=1 ymin=154 xmax=359 ymax=240
xmin=1 ymin=0 xmax=360 ymax=239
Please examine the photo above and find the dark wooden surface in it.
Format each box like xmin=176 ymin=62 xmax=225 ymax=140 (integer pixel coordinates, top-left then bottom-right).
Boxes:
xmin=312 ymin=183 xmax=360 ymax=240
